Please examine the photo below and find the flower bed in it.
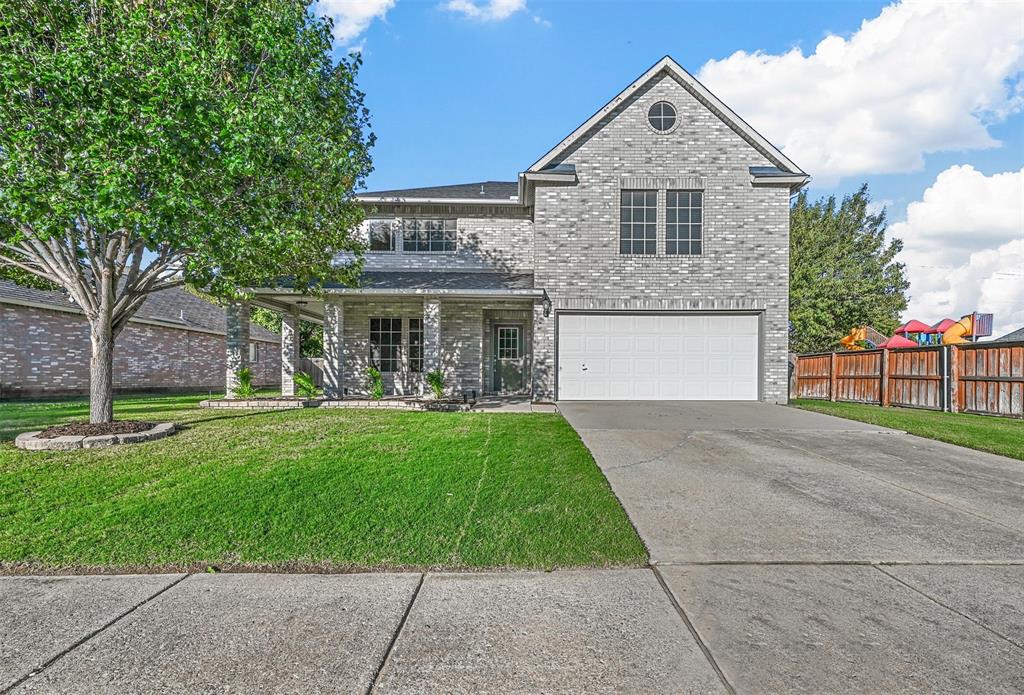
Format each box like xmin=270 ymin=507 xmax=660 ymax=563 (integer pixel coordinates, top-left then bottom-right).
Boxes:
xmin=198 ymin=397 xmax=472 ymax=412
xmin=15 ymin=422 xmax=177 ymax=451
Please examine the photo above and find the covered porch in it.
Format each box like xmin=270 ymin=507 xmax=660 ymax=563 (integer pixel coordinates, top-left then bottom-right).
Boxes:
xmin=224 ymin=272 xmax=549 ymax=400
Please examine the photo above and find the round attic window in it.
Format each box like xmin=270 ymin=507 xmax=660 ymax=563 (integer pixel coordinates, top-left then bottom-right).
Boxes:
xmin=648 ymin=101 xmax=677 ymax=132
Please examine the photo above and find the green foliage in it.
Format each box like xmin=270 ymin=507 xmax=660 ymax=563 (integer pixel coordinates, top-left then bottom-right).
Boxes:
xmin=250 ymin=307 xmax=323 ymax=357
xmin=233 ymin=367 xmax=256 ymax=398
xmin=0 ymin=264 xmax=58 ymax=291
xmin=366 ymin=366 xmax=384 ymax=400
xmin=293 ymin=371 xmax=318 ymax=398
xmin=0 ymin=0 xmax=374 ymax=295
xmin=790 ymin=185 xmax=909 ymax=353
xmin=426 ymin=369 xmax=445 ymax=400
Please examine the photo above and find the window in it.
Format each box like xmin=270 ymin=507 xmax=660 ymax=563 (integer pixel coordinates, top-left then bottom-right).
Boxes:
xmin=408 ymin=318 xmax=423 ymax=373
xmin=620 ymin=190 xmax=657 ymax=255
xmin=368 ymin=220 xmax=395 ymax=252
xmin=248 ymin=342 xmax=259 ymax=363
xmin=369 ymin=318 xmax=402 ymax=372
xmin=666 ymin=190 xmax=703 ymax=255
xmin=401 ymin=219 xmax=456 ymax=253
xmin=496 ymin=326 xmax=520 ymax=360
xmin=648 ymin=101 xmax=676 ymax=132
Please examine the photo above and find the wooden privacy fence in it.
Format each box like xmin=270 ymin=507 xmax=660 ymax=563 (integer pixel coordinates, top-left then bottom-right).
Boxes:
xmin=793 ymin=341 xmax=1024 ymax=419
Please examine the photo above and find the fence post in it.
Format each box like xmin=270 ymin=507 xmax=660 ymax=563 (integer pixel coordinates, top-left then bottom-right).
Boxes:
xmin=880 ymin=349 xmax=890 ymax=407
xmin=949 ymin=345 xmax=959 ymax=413
xmin=829 ymin=352 xmax=838 ymax=402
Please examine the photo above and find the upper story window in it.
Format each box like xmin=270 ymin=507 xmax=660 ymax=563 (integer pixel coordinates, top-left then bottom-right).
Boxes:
xmin=366 ymin=219 xmax=457 ymax=254
xmin=647 ymin=101 xmax=677 ymax=132
xmin=401 ymin=219 xmax=457 ymax=253
xmin=368 ymin=220 xmax=395 ymax=252
xmin=666 ymin=190 xmax=703 ymax=255
xmin=620 ymin=190 xmax=657 ymax=255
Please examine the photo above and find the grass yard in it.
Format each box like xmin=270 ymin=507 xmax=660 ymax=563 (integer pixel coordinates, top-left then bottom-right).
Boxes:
xmin=0 ymin=394 xmax=646 ymax=573
xmin=791 ymin=399 xmax=1024 ymax=461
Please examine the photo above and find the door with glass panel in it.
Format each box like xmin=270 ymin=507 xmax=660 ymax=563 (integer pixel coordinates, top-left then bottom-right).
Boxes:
xmin=492 ymin=324 xmax=525 ymax=393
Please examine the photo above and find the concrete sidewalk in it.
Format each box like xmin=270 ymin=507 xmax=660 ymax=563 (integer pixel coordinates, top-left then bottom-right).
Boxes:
xmin=1 ymin=569 xmax=726 ymax=694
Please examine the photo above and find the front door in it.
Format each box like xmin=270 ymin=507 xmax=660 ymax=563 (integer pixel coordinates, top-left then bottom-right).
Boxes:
xmin=493 ymin=324 xmax=525 ymax=393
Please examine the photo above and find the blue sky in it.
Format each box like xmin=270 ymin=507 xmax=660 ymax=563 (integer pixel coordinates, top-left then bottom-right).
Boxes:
xmin=321 ymin=0 xmax=1024 ymax=335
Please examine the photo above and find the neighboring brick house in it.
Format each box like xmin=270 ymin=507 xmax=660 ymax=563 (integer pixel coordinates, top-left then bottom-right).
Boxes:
xmin=243 ymin=56 xmax=808 ymax=403
xmin=0 ymin=281 xmax=280 ymax=398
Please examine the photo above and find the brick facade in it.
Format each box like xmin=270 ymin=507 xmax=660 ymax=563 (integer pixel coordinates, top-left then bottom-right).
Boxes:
xmin=0 ymin=303 xmax=279 ymax=398
xmin=272 ymin=60 xmax=802 ymax=404
xmin=531 ymin=73 xmax=792 ymax=402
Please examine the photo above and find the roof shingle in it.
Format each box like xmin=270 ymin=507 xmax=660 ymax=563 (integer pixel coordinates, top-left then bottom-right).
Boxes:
xmin=0 ymin=281 xmax=279 ymax=342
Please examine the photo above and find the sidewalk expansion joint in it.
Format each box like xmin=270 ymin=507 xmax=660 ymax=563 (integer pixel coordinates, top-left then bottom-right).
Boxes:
xmin=873 ymin=565 xmax=1024 ymax=653
xmin=651 ymin=566 xmax=735 ymax=695
xmin=367 ymin=572 xmax=425 ymax=695
xmin=0 ymin=573 xmax=191 ymax=695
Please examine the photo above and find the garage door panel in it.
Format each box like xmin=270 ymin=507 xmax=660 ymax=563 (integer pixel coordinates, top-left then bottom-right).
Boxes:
xmin=558 ymin=313 xmax=760 ymax=401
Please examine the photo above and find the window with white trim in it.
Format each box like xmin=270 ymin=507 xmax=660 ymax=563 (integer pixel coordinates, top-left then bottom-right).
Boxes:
xmin=369 ymin=318 xmax=402 ymax=372
xmin=619 ymin=190 xmax=657 ymax=255
xmin=666 ymin=190 xmax=703 ymax=255
xmin=401 ymin=219 xmax=457 ymax=253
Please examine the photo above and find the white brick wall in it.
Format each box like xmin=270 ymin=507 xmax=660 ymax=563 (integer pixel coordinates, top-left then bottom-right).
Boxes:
xmin=349 ymin=71 xmax=795 ymax=403
xmin=531 ymin=73 xmax=791 ymax=402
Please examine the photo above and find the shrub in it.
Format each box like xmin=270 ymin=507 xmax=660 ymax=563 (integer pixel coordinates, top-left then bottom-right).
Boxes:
xmin=426 ymin=369 xmax=445 ymax=400
xmin=293 ymin=371 xmax=319 ymax=398
xmin=233 ymin=367 xmax=256 ymax=398
xmin=366 ymin=366 xmax=384 ymax=400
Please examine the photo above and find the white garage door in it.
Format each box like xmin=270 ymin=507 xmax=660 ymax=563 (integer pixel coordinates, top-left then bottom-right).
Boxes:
xmin=557 ymin=314 xmax=759 ymax=401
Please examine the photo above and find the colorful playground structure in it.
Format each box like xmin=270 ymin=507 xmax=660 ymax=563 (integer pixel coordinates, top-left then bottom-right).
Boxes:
xmin=839 ymin=313 xmax=994 ymax=350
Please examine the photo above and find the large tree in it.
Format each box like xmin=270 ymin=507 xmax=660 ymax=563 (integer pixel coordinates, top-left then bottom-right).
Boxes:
xmin=0 ymin=0 xmax=372 ymax=422
xmin=790 ymin=185 xmax=909 ymax=353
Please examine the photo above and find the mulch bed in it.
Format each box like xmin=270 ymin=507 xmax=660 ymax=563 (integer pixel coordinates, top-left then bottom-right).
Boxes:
xmin=38 ymin=421 xmax=153 ymax=439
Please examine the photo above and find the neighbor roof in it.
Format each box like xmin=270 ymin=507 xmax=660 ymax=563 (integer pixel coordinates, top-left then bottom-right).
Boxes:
xmin=358 ymin=181 xmax=519 ymax=202
xmin=993 ymin=327 xmax=1024 ymax=343
xmin=528 ymin=55 xmax=808 ymax=179
xmin=0 ymin=280 xmax=279 ymax=342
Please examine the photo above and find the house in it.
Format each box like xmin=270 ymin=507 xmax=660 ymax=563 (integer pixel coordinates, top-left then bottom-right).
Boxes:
xmin=243 ymin=56 xmax=808 ymax=402
xmin=0 ymin=281 xmax=280 ymax=398
xmin=993 ymin=327 xmax=1024 ymax=343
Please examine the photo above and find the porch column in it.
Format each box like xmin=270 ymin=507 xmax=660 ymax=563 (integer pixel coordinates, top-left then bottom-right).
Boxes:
xmin=280 ymin=306 xmax=300 ymax=397
xmin=323 ymin=297 xmax=344 ymax=398
xmin=225 ymin=299 xmax=250 ymax=398
xmin=423 ymin=299 xmax=441 ymax=379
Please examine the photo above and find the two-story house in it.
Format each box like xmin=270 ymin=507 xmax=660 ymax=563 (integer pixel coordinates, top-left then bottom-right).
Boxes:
xmin=241 ymin=56 xmax=808 ymax=403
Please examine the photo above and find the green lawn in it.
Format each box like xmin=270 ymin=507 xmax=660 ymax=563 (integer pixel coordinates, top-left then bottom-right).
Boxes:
xmin=0 ymin=394 xmax=646 ymax=573
xmin=791 ymin=399 xmax=1024 ymax=461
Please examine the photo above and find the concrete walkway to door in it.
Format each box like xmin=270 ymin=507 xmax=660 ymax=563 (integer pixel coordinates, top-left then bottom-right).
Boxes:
xmin=559 ymin=400 xmax=1024 ymax=692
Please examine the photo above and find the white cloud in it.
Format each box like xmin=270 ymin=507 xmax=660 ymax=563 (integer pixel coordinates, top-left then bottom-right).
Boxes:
xmin=317 ymin=0 xmax=396 ymax=46
xmin=443 ymin=0 xmax=526 ymax=21
xmin=888 ymin=165 xmax=1024 ymax=337
xmin=697 ymin=0 xmax=1024 ymax=184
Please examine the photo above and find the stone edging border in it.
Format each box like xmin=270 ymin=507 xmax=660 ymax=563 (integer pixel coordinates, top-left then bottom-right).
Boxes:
xmin=15 ymin=423 xmax=177 ymax=451
xmin=198 ymin=399 xmax=471 ymax=412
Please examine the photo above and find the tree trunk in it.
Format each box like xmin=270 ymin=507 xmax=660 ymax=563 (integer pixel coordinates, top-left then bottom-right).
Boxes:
xmin=89 ymin=319 xmax=115 ymax=424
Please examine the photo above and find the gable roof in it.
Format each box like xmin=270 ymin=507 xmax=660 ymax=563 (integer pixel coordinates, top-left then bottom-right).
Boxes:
xmin=0 ymin=281 xmax=279 ymax=342
xmin=528 ymin=55 xmax=807 ymax=178
xmin=994 ymin=326 xmax=1024 ymax=342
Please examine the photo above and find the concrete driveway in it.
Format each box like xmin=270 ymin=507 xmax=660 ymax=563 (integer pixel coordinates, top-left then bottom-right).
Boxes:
xmin=559 ymin=400 xmax=1024 ymax=692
